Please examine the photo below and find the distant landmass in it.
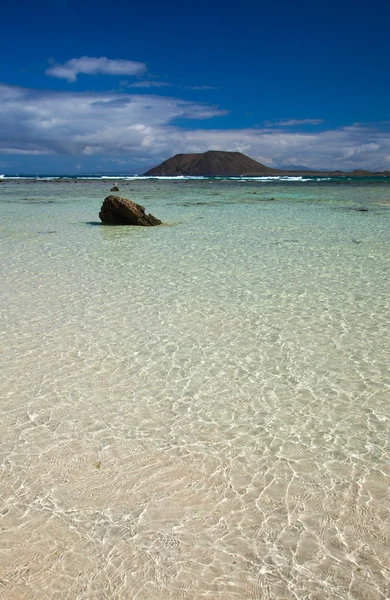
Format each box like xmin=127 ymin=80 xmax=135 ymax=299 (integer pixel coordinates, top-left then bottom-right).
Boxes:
xmin=144 ymin=151 xmax=280 ymax=176
xmin=278 ymin=164 xmax=313 ymax=171
xmin=143 ymin=151 xmax=390 ymax=177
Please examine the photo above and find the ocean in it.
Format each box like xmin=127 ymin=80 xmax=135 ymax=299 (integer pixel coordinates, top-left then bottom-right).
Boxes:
xmin=1 ymin=177 xmax=389 ymax=599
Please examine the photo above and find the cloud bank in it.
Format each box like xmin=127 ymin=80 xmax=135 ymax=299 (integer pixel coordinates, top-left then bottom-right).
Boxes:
xmin=0 ymin=83 xmax=389 ymax=170
xmin=46 ymin=56 xmax=147 ymax=82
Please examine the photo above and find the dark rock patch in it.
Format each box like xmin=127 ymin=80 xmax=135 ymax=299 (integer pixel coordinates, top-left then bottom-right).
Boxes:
xmin=19 ymin=198 xmax=56 ymax=204
xmin=99 ymin=195 xmax=162 ymax=226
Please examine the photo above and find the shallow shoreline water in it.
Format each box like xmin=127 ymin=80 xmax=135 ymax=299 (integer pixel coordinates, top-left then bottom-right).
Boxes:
xmin=1 ymin=179 xmax=389 ymax=599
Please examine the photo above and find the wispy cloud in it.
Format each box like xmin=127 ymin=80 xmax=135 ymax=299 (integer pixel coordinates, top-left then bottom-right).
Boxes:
xmin=265 ymin=118 xmax=325 ymax=127
xmin=122 ymin=81 xmax=172 ymax=88
xmin=186 ymin=85 xmax=219 ymax=90
xmin=46 ymin=56 xmax=147 ymax=82
xmin=0 ymin=83 xmax=389 ymax=170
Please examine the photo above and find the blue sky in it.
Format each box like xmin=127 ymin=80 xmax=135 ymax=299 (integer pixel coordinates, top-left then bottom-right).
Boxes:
xmin=1 ymin=0 xmax=389 ymax=173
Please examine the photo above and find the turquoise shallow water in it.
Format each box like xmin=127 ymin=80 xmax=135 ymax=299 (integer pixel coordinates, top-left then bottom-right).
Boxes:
xmin=0 ymin=179 xmax=389 ymax=599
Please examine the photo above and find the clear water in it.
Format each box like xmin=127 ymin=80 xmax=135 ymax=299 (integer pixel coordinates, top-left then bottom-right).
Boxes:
xmin=1 ymin=179 xmax=389 ymax=599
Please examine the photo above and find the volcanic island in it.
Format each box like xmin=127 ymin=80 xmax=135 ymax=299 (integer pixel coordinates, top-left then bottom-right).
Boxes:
xmin=143 ymin=150 xmax=390 ymax=177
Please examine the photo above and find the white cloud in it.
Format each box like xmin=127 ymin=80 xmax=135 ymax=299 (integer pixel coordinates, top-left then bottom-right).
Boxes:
xmin=46 ymin=56 xmax=147 ymax=82
xmin=0 ymin=84 xmax=226 ymax=156
xmin=0 ymin=83 xmax=389 ymax=171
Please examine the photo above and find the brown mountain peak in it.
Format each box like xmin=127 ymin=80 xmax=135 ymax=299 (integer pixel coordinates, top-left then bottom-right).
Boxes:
xmin=143 ymin=150 xmax=281 ymax=177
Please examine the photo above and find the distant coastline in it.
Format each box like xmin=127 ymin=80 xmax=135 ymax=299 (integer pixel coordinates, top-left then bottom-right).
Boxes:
xmin=2 ymin=150 xmax=390 ymax=181
xmin=1 ymin=174 xmax=390 ymax=183
xmin=1 ymin=148 xmax=390 ymax=182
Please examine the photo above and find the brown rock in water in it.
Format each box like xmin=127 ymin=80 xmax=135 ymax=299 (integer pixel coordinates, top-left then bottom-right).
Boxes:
xmin=110 ymin=185 xmax=119 ymax=191
xmin=99 ymin=195 xmax=162 ymax=226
